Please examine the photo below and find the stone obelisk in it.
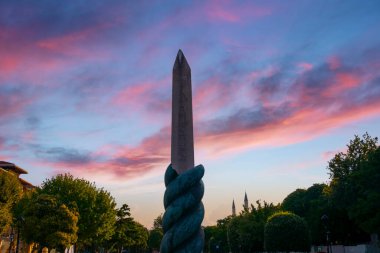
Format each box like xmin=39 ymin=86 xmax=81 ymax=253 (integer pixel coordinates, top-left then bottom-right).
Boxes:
xmin=171 ymin=49 xmax=194 ymax=174
xmin=160 ymin=50 xmax=205 ymax=253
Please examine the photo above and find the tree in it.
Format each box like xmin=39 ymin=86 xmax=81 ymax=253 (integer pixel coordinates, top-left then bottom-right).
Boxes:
xmin=39 ymin=174 xmax=116 ymax=251
xmin=328 ymin=133 xmax=378 ymax=179
xmin=203 ymin=200 xmax=280 ymax=253
xmin=282 ymin=184 xmax=329 ymax=245
xmin=127 ymin=221 xmax=148 ymax=253
xmin=148 ymin=228 xmax=163 ymax=251
xmin=282 ymin=189 xmax=307 ymax=217
xmin=328 ymin=132 xmax=378 ymax=207
xmin=148 ymin=214 xmax=163 ymax=251
xmin=16 ymin=193 xmax=78 ymax=251
xmin=0 ymin=171 xmax=23 ymax=234
xmin=153 ymin=214 xmax=163 ymax=230
xmin=264 ymin=211 xmax=310 ymax=252
xmin=105 ymin=204 xmax=149 ymax=253
xmin=327 ymin=133 xmax=378 ymax=243
xmin=348 ymin=147 xmax=380 ymax=235
xmin=107 ymin=204 xmax=134 ymax=253
xmin=229 ymin=200 xmax=280 ymax=252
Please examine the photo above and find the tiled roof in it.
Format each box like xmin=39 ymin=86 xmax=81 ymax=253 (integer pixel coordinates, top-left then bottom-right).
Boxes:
xmin=0 ymin=161 xmax=28 ymax=174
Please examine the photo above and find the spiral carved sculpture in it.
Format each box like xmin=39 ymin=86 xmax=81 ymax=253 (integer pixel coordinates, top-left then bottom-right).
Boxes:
xmin=160 ymin=164 xmax=205 ymax=253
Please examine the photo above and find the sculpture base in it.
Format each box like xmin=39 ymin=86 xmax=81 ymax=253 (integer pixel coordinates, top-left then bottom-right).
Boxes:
xmin=160 ymin=164 xmax=205 ymax=253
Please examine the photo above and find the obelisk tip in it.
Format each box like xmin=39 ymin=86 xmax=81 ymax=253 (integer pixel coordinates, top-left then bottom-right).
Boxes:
xmin=177 ymin=49 xmax=184 ymax=62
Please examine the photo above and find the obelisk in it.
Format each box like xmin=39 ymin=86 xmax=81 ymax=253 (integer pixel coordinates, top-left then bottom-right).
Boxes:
xmin=160 ymin=50 xmax=205 ymax=253
xmin=171 ymin=49 xmax=194 ymax=174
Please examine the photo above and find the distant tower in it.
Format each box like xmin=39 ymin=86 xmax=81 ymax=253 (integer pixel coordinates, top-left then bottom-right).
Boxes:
xmin=244 ymin=191 xmax=249 ymax=210
xmin=232 ymin=199 xmax=236 ymax=216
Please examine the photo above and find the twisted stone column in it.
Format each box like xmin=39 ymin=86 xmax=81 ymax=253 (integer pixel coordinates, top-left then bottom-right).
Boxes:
xmin=160 ymin=164 xmax=205 ymax=253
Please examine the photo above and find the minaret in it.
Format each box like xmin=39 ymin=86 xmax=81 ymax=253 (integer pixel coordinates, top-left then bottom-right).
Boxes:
xmin=232 ymin=199 xmax=236 ymax=216
xmin=244 ymin=191 xmax=248 ymax=210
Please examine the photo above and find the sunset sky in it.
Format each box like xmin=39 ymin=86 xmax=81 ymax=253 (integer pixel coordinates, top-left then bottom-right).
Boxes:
xmin=1 ymin=0 xmax=380 ymax=228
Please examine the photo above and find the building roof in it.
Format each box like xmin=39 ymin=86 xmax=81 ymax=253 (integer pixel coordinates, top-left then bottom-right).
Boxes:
xmin=0 ymin=161 xmax=28 ymax=174
xmin=19 ymin=177 xmax=35 ymax=189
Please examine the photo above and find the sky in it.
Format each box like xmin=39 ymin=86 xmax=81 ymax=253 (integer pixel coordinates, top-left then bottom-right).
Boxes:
xmin=1 ymin=0 xmax=380 ymax=228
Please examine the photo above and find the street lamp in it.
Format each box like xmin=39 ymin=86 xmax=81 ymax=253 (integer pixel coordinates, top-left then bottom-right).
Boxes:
xmin=9 ymin=228 xmax=14 ymax=253
xmin=321 ymin=215 xmax=331 ymax=253
xmin=227 ymin=220 xmax=232 ymax=253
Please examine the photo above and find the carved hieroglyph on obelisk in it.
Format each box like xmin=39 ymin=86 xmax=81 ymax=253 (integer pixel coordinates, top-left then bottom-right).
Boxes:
xmin=160 ymin=50 xmax=205 ymax=253
xmin=171 ymin=49 xmax=194 ymax=174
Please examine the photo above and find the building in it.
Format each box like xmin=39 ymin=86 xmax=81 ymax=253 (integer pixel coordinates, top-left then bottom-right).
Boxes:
xmin=0 ymin=161 xmax=34 ymax=191
xmin=0 ymin=161 xmax=35 ymax=253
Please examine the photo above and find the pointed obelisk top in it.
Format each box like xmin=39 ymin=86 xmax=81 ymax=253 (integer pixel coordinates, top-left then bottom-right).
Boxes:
xmin=171 ymin=49 xmax=194 ymax=174
xmin=177 ymin=49 xmax=184 ymax=63
xmin=173 ymin=49 xmax=190 ymax=70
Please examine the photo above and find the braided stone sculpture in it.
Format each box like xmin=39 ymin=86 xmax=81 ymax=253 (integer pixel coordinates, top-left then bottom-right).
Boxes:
xmin=160 ymin=164 xmax=205 ymax=253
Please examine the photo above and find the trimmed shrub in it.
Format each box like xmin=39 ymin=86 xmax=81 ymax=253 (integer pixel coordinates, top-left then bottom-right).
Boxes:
xmin=264 ymin=211 xmax=310 ymax=252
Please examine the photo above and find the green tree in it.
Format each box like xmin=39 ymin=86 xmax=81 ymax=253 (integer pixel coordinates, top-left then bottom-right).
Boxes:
xmin=17 ymin=193 xmax=78 ymax=251
xmin=348 ymin=147 xmax=380 ymax=235
xmin=229 ymin=201 xmax=280 ymax=252
xmin=327 ymin=133 xmax=378 ymax=243
xmin=128 ymin=221 xmax=148 ymax=253
xmin=106 ymin=205 xmax=149 ymax=253
xmin=204 ymin=226 xmax=219 ymax=253
xmin=328 ymin=132 xmax=378 ymax=207
xmin=0 ymin=171 xmax=23 ymax=234
xmin=282 ymin=189 xmax=307 ymax=217
xmin=153 ymin=214 xmax=163 ymax=230
xmin=39 ymin=174 xmax=116 ymax=251
xmin=148 ymin=228 xmax=163 ymax=251
xmin=148 ymin=214 xmax=163 ymax=251
xmin=107 ymin=204 xmax=134 ymax=253
xmin=264 ymin=211 xmax=310 ymax=252
xmin=204 ymin=200 xmax=279 ymax=253
xmin=282 ymin=184 xmax=329 ymax=245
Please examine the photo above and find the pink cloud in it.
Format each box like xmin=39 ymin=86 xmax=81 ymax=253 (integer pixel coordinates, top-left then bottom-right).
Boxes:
xmin=204 ymin=0 xmax=272 ymax=22
xmin=193 ymin=77 xmax=235 ymax=120
xmin=321 ymin=71 xmax=363 ymax=98
xmin=46 ymin=90 xmax=380 ymax=181
xmin=197 ymin=98 xmax=380 ymax=158
xmin=328 ymin=56 xmax=341 ymax=70
xmin=297 ymin=62 xmax=313 ymax=71
xmin=0 ymin=91 xmax=34 ymax=119
xmin=29 ymin=50 xmax=380 ymax=182
xmin=111 ymin=78 xmax=171 ymax=121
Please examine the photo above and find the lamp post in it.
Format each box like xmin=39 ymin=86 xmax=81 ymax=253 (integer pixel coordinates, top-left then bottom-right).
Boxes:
xmin=227 ymin=220 xmax=232 ymax=253
xmin=13 ymin=216 xmax=24 ymax=253
xmin=8 ymin=227 xmax=14 ymax=253
xmin=321 ymin=215 xmax=331 ymax=253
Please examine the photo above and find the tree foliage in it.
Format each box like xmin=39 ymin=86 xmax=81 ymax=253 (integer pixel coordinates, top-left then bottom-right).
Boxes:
xmin=348 ymin=147 xmax=380 ymax=234
xmin=328 ymin=133 xmax=378 ymax=207
xmin=105 ymin=204 xmax=149 ymax=253
xmin=17 ymin=193 xmax=78 ymax=251
xmin=127 ymin=221 xmax=148 ymax=252
xmin=148 ymin=214 xmax=163 ymax=251
xmin=327 ymin=133 xmax=379 ymax=238
xmin=0 ymin=171 xmax=23 ymax=234
xmin=148 ymin=229 xmax=163 ymax=251
xmin=264 ymin=211 xmax=310 ymax=252
xmin=153 ymin=214 xmax=163 ymax=230
xmin=39 ymin=174 xmax=116 ymax=250
xmin=282 ymin=184 xmax=329 ymax=245
xmin=204 ymin=200 xmax=280 ymax=253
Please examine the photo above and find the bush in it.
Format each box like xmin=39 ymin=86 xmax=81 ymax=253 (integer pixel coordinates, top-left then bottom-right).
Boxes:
xmin=264 ymin=211 xmax=310 ymax=252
